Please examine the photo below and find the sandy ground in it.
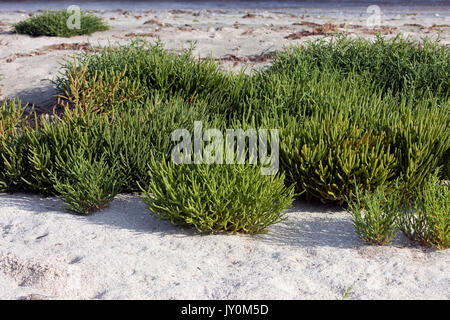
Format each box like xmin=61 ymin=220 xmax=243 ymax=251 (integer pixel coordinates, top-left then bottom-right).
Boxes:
xmin=0 ymin=193 xmax=448 ymax=300
xmin=0 ymin=8 xmax=449 ymax=300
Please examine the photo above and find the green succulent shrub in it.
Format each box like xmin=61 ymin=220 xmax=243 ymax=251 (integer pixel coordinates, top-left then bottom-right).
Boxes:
xmin=13 ymin=9 xmax=109 ymax=37
xmin=347 ymin=185 xmax=401 ymax=245
xmin=52 ymin=155 xmax=121 ymax=214
xmin=57 ymin=62 xmax=145 ymax=114
xmin=399 ymin=174 xmax=450 ymax=249
xmin=5 ymin=104 xmax=116 ymax=194
xmin=98 ymin=96 xmax=226 ymax=191
xmin=55 ymin=40 xmax=251 ymax=118
xmin=386 ymin=102 xmax=450 ymax=198
xmin=253 ymin=36 xmax=449 ymax=204
xmin=0 ymin=99 xmax=30 ymax=140
xmin=1 ymin=37 xmax=449 ymax=221
xmin=0 ymin=95 xmax=226 ymax=194
xmin=140 ymin=155 xmax=294 ymax=234
xmin=277 ymin=105 xmax=398 ymax=204
xmin=267 ymin=35 xmax=449 ymax=97
xmin=276 ymin=98 xmax=449 ymax=204
xmin=0 ymin=99 xmax=34 ymax=192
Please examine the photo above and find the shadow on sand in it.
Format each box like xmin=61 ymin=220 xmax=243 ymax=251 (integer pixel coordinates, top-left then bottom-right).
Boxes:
xmin=4 ymin=83 xmax=59 ymax=112
xmin=0 ymin=193 xmax=196 ymax=238
xmin=255 ymin=200 xmax=366 ymax=249
xmin=0 ymin=193 xmax=414 ymax=248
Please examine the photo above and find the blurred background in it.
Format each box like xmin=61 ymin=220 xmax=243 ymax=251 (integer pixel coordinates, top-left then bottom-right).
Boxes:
xmin=0 ymin=0 xmax=449 ymax=12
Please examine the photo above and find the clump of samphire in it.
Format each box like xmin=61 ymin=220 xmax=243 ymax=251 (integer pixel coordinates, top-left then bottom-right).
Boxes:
xmin=13 ymin=9 xmax=109 ymax=37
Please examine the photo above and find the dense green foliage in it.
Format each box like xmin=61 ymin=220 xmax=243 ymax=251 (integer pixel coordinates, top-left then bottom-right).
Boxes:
xmin=13 ymin=9 xmax=109 ymax=37
xmin=267 ymin=35 xmax=449 ymax=97
xmin=276 ymin=100 xmax=398 ymax=203
xmin=0 ymin=96 xmax=225 ymax=194
xmin=55 ymin=40 xmax=250 ymax=118
xmin=0 ymin=99 xmax=29 ymax=139
xmin=255 ymin=36 xmax=449 ymax=201
xmin=141 ymin=156 xmax=294 ymax=234
xmin=1 ymin=36 xmax=449 ymax=237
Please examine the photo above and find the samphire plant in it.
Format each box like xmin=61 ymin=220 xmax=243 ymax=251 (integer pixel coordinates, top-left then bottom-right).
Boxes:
xmin=0 ymin=99 xmax=30 ymax=139
xmin=346 ymin=184 xmax=401 ymax=245
xmin=57 ymin=61 xmax=145 ymax=114
xmin=399 ymin=173 xmax=450 ymax=249
xmin=52 ymin=155 xmax=121 ymax=214
xmin=13 ymin=9 xmax=109 ymax=37
xmin=277 ymin=106 xmax=398 ymax=204
xmin=0 ymin=99 xmax=31 ymax=191
xmin=267 ymin=35 xmax=449 ymax=97
xmin=54 ymin=38 xmax=449 ymax=202
xmin=54 ymin=39 xmax=251 ymax=118
xmin=1 ymin=37 xmax=448 ymax=222
xmin=140 ymin=155 xmax=295 ymax=234
xmin=387 ymin=102 xmax=450 ymax=198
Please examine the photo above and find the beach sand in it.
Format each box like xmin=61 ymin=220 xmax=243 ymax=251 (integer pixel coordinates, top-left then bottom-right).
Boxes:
xmin=0 ymin=8 xmax=449 ymax=300
xmin=0 ymin=193 xmax=449 ymax=300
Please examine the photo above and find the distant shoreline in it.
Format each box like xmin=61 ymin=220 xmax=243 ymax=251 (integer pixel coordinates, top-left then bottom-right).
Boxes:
xmin=1 ymin=0 xmax=450 ymax=13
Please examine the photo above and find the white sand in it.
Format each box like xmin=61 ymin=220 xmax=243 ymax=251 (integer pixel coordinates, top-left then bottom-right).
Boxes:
xmin=0 ymin=193 xmax=448 ymax=300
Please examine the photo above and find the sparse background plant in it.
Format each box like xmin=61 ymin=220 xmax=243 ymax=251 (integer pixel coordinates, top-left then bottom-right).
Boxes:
xmin=13 ymin=9 xmax=109 ymax=37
